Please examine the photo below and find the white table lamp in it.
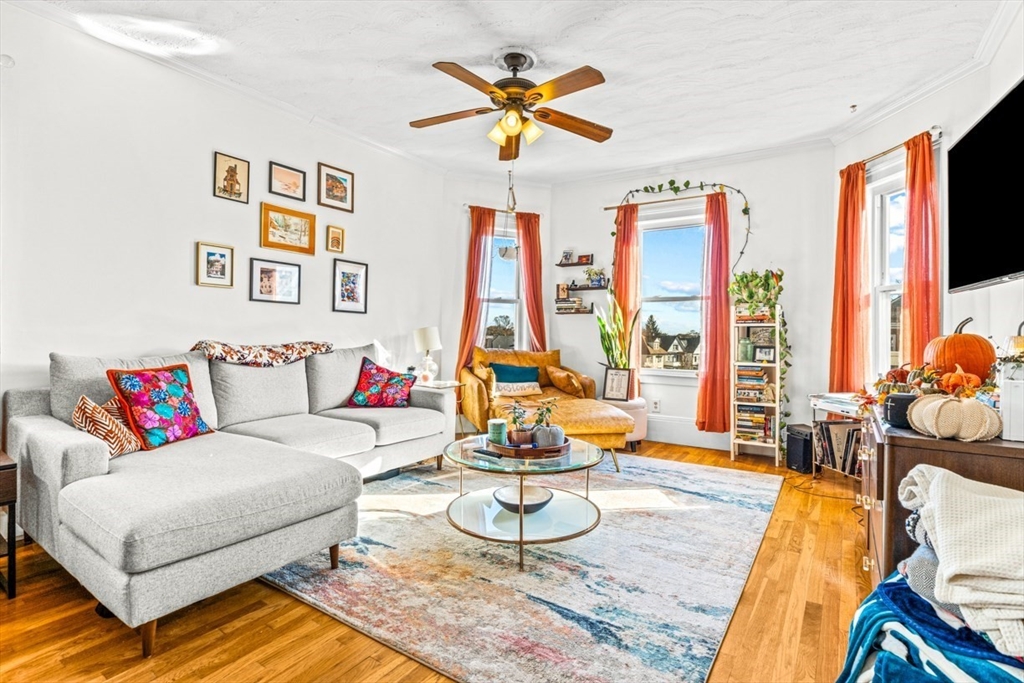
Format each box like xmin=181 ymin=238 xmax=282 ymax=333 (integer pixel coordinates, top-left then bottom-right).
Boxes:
xmin=413 ymin=326 xmax=442 ymax=382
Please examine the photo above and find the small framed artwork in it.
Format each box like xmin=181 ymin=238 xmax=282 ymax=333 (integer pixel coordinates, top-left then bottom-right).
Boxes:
xmin=559 ymin=249 xmax=574 ymax=264
xmin=326 ymin=225 xmax=345 ymax=253
xmin=556 ymin=283 xmax=569 ymax=299
xmin=603 ymin=367 xmax=633 ymax=401
xmin=213 ymin=151 xmax=249 ymax=203
xmin=753 ymin=345 xmax=776 ymax=363
xmin=577 ymin=254 xmax=593 ymax=265
xmin=195 ymin=241 xmax=234 ymax=288
xmin=332 ymin=259 xmax=368 ymax=314
xmin=268 ymin=161 xmax=306 ymax=202
xmin=261 ymin=202 xmax=316 ymax=256
xmin=749 ymin=327 xmax=775 ymax=345
xmin=250 ymin=258 xmax=301 ymax=305
xmin=318 ymin=162 xmax=354 ymax=212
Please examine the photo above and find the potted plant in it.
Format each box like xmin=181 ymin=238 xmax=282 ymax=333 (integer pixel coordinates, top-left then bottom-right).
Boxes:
xmin=583 ymin=266 xmax=606 ymax=287
xmin=596 ymin=290 xmax=641 ymax=396
xmin=506 ymin=400 xmax=534 ymax=445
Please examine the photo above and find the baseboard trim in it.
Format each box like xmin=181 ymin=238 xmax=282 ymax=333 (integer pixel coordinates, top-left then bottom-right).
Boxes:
xmin=647 ymin=415 xmax=730 ymax=450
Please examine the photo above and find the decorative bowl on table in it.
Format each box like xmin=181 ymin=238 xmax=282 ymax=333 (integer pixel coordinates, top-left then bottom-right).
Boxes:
xmin=493 ymin=485 xmax=554 ymax=514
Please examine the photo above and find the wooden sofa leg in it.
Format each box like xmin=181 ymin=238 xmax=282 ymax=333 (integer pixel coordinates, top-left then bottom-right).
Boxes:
xmin=436 ymin=454 xmax=443 ymax=470
xmin=329 ymin=544 xmax=340 ymax=570
xmin=610 ymin=448 xmax=621 ymax=473
xmin=140 ymin=620 xmax=157 ymax=658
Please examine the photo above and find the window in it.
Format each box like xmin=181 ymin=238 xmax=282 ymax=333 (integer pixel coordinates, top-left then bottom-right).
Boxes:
xmin=639 ymin=206 xmax=706 ymax=372
xmin=480 ymin=220 xmax=521 ymax=349
xmin=867 ymin=157 xmax=907 ymax=378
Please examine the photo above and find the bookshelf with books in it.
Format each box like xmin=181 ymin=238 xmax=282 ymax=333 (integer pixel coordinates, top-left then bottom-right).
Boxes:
xmin=730 ymin=304 xmax=781 ymax=466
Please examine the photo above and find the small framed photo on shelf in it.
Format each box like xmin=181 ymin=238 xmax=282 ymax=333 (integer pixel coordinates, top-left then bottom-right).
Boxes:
xmin=268 ymin=161 xmax=306 ymax=202
xmin=261 ymin=202 xmax=316 ymax=256
xmin=195 ymin=241 xmax=234 ymax=288
xmin=326 ymin=225 xmax=345 ymax=253
xmin=753 ymin=345 xmax=776 ymax=363
xmin=559 ymin=250 xmax=574 ymax=264
xmin=577 ymin=254 xmax=593 ymax=265
xmin=749 ymin=327 xmax=775 ymax=345
xmin=332 ymin=259 xmax=368 ymax=314
xmin=556 ymin=283 xmax=570 ymax=299
xmin=250 ymin=258 xmax=301 ymax=305
xmin=318 ymin=162 xmax=354 ymax=212
xmin=213 ymin=151 xmax=249 ymax=204
xmin=603 ymin=367 xmax=633 ymax=401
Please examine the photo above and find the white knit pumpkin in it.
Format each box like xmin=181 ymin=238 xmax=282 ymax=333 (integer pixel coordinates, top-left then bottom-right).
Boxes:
xmin=907 ymin=394 xmax=945 ymax=434
xmin=911 ymin=396 xmax=1002 ymax=442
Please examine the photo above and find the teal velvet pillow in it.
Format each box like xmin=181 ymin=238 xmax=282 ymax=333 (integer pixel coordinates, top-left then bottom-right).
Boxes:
xmin=490 ymin=363 xmax=540 ymax=384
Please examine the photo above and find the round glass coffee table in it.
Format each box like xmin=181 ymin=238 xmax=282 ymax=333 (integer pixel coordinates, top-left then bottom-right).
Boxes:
xmin=443 ymin=434 xmax=605 ymax=571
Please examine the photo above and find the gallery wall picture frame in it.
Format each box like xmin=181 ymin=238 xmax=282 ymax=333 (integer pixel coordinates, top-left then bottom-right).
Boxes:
xmin=213 ymin=151 xmax=250 ymax=203
xmin=249 ymin=258 xmax=301 ymax=305
xmin=268 ymin=161 xmax=306 ymax=202
xmin=603 ymin=367 xmax=633 ymax=401
xmin=332 ymin=259 xmax=368 ymax=314
xmin=318 ymin=162 xmax=354 ymax=213
xmin=753 ymin=345 xmax=777 ymax=363
xmin=326 ymin=225 xmax=345 ymax=253
xmin=195 ymin=241 xmax=234 ymax=288
xmin=260 ymin=202 xmax=316 ymax=256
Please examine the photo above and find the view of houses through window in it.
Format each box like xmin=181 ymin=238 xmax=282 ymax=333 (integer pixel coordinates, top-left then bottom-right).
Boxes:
xmin=481 ymin=224 xmax=520 ymax=349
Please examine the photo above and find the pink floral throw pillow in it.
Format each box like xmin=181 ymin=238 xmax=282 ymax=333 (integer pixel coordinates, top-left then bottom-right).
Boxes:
xmin=347 ymin=357 xmax=416 ymax=408
xmin=106 ymin=364 xmax=213 ymax=450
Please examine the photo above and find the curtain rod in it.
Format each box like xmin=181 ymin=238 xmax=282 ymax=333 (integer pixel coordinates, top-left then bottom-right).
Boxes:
xmin=463 ymin=204 xmax=543 ymax=216
xmin=861 ymin=126 xmax=943 ymax=165
xmin=602 ymin=193 xmax=710 ymax=211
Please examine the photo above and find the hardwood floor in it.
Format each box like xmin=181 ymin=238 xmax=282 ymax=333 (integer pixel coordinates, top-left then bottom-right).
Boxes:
xmin=0 ymin=443 xmax=870 ymax=682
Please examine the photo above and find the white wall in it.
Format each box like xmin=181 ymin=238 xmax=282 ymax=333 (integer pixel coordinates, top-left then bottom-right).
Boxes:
xmin=0 ymin=4 xmax=449 ymax=399
xmin=549 ymin=144 xmax=836 ymax=449
xmin=834 ymin=5 xmax=1024 ymax=343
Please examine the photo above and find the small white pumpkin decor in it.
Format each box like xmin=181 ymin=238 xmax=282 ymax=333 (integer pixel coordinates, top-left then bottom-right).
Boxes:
xmin=909 ymin=395 xmax=1002 ymax=442
xmin=533 ymin=424 xmax=566 ymax=448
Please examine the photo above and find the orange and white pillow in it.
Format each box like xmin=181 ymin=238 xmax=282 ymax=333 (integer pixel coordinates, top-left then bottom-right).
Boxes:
xmin=71 ymin=396 xmax=142 ymax=458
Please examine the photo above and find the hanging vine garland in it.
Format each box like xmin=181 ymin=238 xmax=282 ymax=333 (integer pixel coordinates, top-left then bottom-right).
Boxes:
xmin=611 ymin=179 xmax=753 ymax=273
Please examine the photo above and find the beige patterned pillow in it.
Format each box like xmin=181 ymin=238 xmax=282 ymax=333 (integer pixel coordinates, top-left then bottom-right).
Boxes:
xmin=493 ymin=381 xmax=543 ymax=398
xmin=72 ymin=396 xmax=142 ymax=458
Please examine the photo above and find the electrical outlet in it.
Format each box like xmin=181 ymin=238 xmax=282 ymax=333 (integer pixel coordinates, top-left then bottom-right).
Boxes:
xmin=651 ymin=399 xmax=661 ymax=413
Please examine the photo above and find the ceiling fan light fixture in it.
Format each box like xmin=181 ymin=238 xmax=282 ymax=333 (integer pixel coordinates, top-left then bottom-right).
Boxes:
xmin=487 ymin=122 xmax=508 ymax=145
xmin=497 ymin=108 xmax=522 ymax=136
xmin=521 ymin=118 xmax=544 ymax=145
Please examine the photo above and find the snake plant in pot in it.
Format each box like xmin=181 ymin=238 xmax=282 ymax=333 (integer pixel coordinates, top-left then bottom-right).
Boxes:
xmin=597 ymin=289 xmax=641 ymax=377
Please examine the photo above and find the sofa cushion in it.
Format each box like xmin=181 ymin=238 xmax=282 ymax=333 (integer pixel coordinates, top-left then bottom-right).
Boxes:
xmin=472 ymin=347 xmax=561 ymax=387
xmin=221 ymin=414 xmax=375 ymax=457
xmin=107 ymin=364 xmax=214 ymax=450
xmin=318 ymin=406 xmax=445 ymax=446
xmin=72 ymin=396 xmax=142 ymax=457
xmin=306 ymin=343 xmax=377 ymax=413
xmin=490 ymin=363 xmax=540 ymax=384
xmin=50 ymin=351 xmax=218 ymax=429
xmin=348 ymin=358 xmax=416 ymax=408
xmin=210 ymin=360 xmax=309 ymax=428
xmin=57 ymin=431 xmax=361 ymax=573
xmin=548 ymin=366 xmax=586 ymax=398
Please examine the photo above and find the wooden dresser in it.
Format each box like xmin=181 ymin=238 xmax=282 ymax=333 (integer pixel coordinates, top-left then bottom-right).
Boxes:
xmin=860 ymin=407 xmax=1024 ymax=587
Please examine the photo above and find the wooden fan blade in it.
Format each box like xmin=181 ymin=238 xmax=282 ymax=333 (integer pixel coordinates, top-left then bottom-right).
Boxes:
xmin=524 ymin=66 xmax=605 ymax=104
xmin=433 ymin=62 xmax=507 ymax=101
xmin=533 ymin=108 xmax=612 ymax=142
xmin=409 ymin=107 xmax=496 ymax=128
xmin=499 ymin=133 xmax=521 ymax=161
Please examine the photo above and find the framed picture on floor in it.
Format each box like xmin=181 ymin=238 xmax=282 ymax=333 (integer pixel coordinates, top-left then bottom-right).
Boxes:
xmin=603 ymin=367 xmax=633 ymax=401
xmin=260 ymin=202 xmax=316 ymax=256
xmin=332 ymin=259 xmax=367 ymax=313
xmin=250 ymin=258 xmax=301 ymax=304
xmin=213 ymin=151 xmax=249 ymax=203
xmin=268 ymin=161 xmax=306 ymax=202
xmin=318 ymin=162 xmax=354 ymax=212
xmin=195 ymin=241 xmax=234 ymax=288
xmin=326 ymin=225 xmax=345 ymax=253
xmin=753 ymin=345 xmax=776 ymax=363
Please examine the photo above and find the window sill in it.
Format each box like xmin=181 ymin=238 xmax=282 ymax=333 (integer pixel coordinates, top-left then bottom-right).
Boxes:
xmin=639 ymin=369 xmax=699 ymax=386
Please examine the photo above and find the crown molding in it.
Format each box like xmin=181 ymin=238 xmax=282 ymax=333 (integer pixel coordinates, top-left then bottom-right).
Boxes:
xmin=4 ymin=0 xmax=446 ymax=174
xmin=830 ymin=0 xmax=1022 ymax=145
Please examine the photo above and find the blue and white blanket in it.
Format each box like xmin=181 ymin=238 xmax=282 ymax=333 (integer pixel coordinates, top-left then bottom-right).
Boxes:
xmin=837 ymin=573 xmax=1024 ymax=683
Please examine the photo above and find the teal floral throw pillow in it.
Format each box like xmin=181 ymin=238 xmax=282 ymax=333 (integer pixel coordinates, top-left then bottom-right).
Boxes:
xmin=106 ymin=364 xmax=212 ymax=450
xmin=347 ymin=357 xmax=416 ymax=407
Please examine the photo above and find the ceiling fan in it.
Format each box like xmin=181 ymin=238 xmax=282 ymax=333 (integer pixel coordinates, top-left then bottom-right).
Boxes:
xmin=409 ymin=51 xmax=612 ymax=161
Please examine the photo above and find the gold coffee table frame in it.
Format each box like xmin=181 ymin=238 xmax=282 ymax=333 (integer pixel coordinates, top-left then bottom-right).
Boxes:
xmin=443 ymin=435 xmax=605 ymax=571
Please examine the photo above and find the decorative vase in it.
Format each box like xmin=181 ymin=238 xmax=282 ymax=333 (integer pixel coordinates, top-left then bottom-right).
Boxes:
xmin=532 ymin=424 xmax=565 ymax=448
xmin=508 ymin=429 xmax=534 ymax=446
xmin=487 ymin=418 xmax=508 ymax=445
xmin=738 ymin=337 xmax=754 ymax=362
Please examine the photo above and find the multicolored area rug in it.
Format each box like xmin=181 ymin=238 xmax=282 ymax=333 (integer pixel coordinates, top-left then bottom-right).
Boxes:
xmin=264 ymin=453 xmax=782 ymax=683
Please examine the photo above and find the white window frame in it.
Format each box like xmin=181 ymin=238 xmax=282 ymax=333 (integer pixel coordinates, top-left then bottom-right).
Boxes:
xmin=867 ymin=157 xmax=907 ymax=381
xmin=479 ymin=219 xmax=524 ymax=350
xmin=638 ymin=206 xmax=706 ymax=380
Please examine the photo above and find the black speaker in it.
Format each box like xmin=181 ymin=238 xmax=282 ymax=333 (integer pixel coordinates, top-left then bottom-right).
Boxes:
xmin=786 ymin=423 xmax=814 ymax=474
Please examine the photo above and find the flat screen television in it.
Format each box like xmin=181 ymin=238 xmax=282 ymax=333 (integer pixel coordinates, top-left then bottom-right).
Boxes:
xmin=947 ymin=78 xmax=1023 ymax=292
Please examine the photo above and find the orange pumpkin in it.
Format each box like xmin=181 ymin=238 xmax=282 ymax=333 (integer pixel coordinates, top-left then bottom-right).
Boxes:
xmin=887 ymin=363 xmax=912 ymax=384
xmin=923 ymin=317 xmax=996 ymax=379
xmin=940 ymin=364 xmax=982 ymax=391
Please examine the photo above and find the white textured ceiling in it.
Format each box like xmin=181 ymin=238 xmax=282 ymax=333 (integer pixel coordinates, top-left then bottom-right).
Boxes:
xmin=41 ymin=0 xmax=1003 ymax=183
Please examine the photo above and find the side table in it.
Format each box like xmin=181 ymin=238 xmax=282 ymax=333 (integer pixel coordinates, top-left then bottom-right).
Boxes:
xmin=599 ymin=396 xmax=648 ymax=452
xmin=418 ymin=381 xmax=466 ymax=468
xmin=1 ymin=450 xmax=16 ymax=598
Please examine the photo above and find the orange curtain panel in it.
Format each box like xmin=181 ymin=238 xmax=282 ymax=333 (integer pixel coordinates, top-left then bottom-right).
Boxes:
xmin=695 ymin=192 xmax=731 ymax=433
xmin=902 ymin=132 xmax=941 ymax=365
xmin=455 ymin=206 xmax=496 ymax=376
xmin=829 ymin=162 xmax=869 ymax=392
xmin=612 ymin=203 xmax=641 ymax=399
xmin=516 ymin=212 xmax=548 ymax=352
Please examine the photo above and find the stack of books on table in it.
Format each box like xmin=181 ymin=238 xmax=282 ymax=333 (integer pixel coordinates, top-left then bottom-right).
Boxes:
xmin=736 ymin=404 xmax=772 ymax=441
xmin=555 ymin=297 xmax=588 ymax=313
xmin=736 ymin=367 xmax=768 ymax=402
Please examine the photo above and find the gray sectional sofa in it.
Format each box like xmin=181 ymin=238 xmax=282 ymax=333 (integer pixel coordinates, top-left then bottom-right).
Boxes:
xmin=2 ymin=342 xmax=456 ymax=657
